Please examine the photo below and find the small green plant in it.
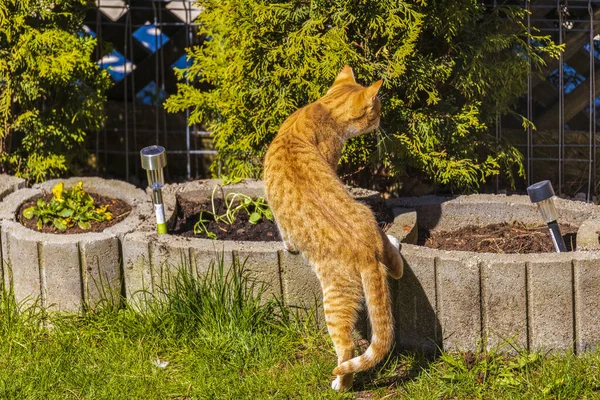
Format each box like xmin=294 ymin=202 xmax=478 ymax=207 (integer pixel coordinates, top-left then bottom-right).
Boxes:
xmin=193 ymin=184 xmax=274 ymax=239
xmin=23 ymin=182 xmax=113 ymax=231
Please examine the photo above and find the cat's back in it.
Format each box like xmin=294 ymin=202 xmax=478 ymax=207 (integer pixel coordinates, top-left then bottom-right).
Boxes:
xmin=264 ymin=101 xmax=338 ymax=190
xmin=263 ymin=101 xmax=377 ymax=261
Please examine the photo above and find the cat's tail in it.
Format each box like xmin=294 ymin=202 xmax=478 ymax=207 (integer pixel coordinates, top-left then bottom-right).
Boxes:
xmin=332 ymin=261 xmax=394 ymax=376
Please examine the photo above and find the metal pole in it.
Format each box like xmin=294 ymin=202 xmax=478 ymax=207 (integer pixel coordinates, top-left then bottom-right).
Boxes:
xmin=527 ymin=0 xmax=533 ymax=186
xmin=128 ymin=2 xmax=138 ymax=179
xmin=558 ymin=0 xmax=565 ymax=195
xmin=153 ymin=1 xmax=160 ymax=145
xmin=587 ymin=0 xmax=596 ymax=202
xmin=123 ymin=2 xmax=130 ymax=181
xmin=159 ymin=3 xmax=168 ymax=153
xmin=95 ymin=0 xmax=102 ymax=174
xmin=184 ymin=0 xmax=192 ymax=180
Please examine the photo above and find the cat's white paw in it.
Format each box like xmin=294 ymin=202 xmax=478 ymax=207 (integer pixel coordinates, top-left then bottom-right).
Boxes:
xmin=387 ymin=234 xmax=400 ymax=250
xmin=283 ymin=241 xmax=300 ymax=254
xmin=331 ymin=377 xmax=342 ymax=391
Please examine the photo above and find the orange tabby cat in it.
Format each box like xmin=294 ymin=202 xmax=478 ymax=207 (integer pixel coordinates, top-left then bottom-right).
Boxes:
xmin=263 ymin=65 xmax=404 ymax=391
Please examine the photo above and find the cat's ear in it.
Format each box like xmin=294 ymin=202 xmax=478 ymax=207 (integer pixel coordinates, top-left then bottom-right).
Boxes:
xmin=363 ymin=80 xmax=383 ymax=101
xmin=334 ymin=65 xmax=355 ymax=83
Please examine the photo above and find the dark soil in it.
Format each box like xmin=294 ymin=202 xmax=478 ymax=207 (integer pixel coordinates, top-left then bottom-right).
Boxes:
xmin=18 ymin=192 xmax=131 ymax=234
xmin=419 ymin=221 xmax=578 ymax=253
xmin=173 ymin=195 xmax=394 ymax=242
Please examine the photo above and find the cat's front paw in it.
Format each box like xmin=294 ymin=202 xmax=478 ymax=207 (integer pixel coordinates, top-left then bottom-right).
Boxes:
xmin=283 ymin=241 xmax=300 ymax=254
xmin=386 ymin=234 xmax=400 ymax=250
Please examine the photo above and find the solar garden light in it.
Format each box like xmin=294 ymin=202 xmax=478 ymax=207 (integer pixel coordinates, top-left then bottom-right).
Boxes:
xmin=527 ymin=180 xmax=566 ymax=252
xmin=141 ymin=145 xmax=168 ymax=234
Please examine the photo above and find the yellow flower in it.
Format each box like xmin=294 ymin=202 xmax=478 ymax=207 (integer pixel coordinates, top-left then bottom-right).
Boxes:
xmin=52 ymin=183 xmax=64 ymax=201
xmin=73 ymin=181 xmax=84 ymax=195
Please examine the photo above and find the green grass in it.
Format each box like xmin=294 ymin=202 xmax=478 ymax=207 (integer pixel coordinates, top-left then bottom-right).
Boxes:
xmin=1 ymin=258 xmax=600 ymax=399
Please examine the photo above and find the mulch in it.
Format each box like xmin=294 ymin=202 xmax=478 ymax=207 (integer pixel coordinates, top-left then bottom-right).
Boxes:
xmin=18 ymin=192 xmax=131 ymax=234
xmin=419 ymin=221 xmax=578 ymax=253
xmin=173 ymin=195 xmax=395 ymax=242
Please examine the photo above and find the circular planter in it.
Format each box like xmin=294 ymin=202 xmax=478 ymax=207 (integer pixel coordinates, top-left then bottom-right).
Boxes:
xmin=0 ymin=177 xmax=152 ymax=312
xmin=121 ymin=179 xmax=417 ymax=310
xmin=387 ymin=194 xmax=600 ymax=353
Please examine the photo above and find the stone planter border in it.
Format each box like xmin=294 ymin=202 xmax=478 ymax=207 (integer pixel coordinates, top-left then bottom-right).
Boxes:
xmin=389 ymin=194 xmax=600 ymax=353
xmin=0 ymin=175 xmax=25 ymax=201
xmin=0 ymin=177 xmax=152 ymax=312
xmin=2 ymin=178 xmax=600 ymax=354
xmin=122 ymin=180 xmax=417 ymax=311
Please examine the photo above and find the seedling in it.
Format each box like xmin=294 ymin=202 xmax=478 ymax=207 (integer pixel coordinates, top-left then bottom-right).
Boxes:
xmin=194 ymin=184 xmax=274 ymax=239
xmin=23 ymin=182 xmax=113 ymax=231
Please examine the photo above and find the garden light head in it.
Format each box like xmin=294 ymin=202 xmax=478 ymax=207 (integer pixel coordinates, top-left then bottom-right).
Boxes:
xmin=527 ymin=180 xmax=566 ymax=252
xmin=141 ymin=145 xmax=168 ymax=234
xmin=140 ymin=145 xmax=166 ymax=190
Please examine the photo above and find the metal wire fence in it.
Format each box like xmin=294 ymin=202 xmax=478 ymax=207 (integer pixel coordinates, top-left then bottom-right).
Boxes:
xmin=486 ymin=0 xmax=600 ymax=199
xmin=86 ymin=0 xmax=214 ymax=183
xmin=89 ymin=0 xmax=600 ymax=198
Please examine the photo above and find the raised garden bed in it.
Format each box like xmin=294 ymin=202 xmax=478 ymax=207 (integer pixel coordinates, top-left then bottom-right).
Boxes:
xmin=3 ymin=176 xmax=600 ymax=355
xmin=121 ymin=179 xmax=417 ymax=311
xmin=0 ymin=177 xmax=152 ymax=312
xmin=388 ymin=194 xmax=600 ymax=353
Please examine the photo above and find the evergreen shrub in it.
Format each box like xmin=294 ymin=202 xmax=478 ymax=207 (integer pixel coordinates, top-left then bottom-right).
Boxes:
xmin=0 ymin=0 xmax=111 ymax=182
xmin=165 ymin=0 xmax=561 ymax=191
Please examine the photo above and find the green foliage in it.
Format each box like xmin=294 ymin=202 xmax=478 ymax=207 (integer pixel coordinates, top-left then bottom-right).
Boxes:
xmin=194 ymin=183 xmax=274 ymax=238
xmin=0 ymin=0 xmax=111 ymax=183
xmin=165 ymin=0 xmax=562 ymax=191
xmin=23 ymin=181 xmax=113 ymax=230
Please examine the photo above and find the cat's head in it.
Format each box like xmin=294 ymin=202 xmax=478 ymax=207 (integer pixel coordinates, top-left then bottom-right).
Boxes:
xmin=322 ymin=65 xmax=383 ymax=138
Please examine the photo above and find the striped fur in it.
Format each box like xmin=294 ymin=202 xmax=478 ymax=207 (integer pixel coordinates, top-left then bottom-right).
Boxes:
xmin=263 ymin=65 xmax=404 ymax=391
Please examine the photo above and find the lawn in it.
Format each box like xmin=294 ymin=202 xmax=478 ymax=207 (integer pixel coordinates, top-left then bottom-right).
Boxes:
xmin=1 ymin=259 xmax=600 ymax=399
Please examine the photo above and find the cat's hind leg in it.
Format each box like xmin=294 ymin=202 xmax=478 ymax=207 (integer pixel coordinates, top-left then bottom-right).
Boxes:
xmin=322 ymin=282 xmax=361 ymax=391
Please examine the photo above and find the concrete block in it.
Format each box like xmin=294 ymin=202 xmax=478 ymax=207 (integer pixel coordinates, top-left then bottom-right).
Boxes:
xmin=387 ymin=208 xmax=417 ymax=244
xmin=574 ymin=257 xmax=600 ymax=352
xmin=0 ymin=224 xmax=6 ymax=290
xmin=527 ymin=259 xmax=573 ymax=351
xmin=0 ymin=175 xmax=26 ymax=201
xmin=236 ymin=242 xmax=283 ymax=300
xmin=121 ymin=232 xmax=152 ymax=304
xmin=481 ymin=258 xmax=528 ymax=350
xmin=436 ymin=256 xmax=481 ymax=350
xmin=395 ymin=245 xmax=440 ymax=352
xmin=150 ymin=235 xmax=192 ymax=294
xmin=189 ymin=240 xmax=235 ymax=278
xmin=0 ymin=188 xmax=41 ymax=222
xmin=80 ymin=235 xmax=121 ymax=308
xmin=4 ymin=222 xmax=42 ymax=306
xmin=40 ymin=240 xmax=82 ymax=312
xmin=577 ymin=216 xmax=600 ymax=251
xmin=280 ymin=249 xmax=322 ymax=313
